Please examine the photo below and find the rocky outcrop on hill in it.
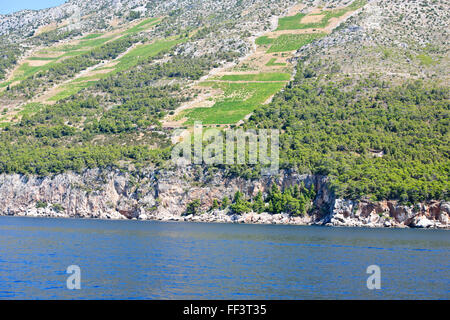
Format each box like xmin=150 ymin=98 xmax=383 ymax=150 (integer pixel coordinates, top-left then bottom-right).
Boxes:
xmin=0 ymin=166 xmax=448 ymax=229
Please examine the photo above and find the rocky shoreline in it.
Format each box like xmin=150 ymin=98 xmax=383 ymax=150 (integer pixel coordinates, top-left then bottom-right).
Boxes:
xmin=0 ymin=167 xmax=448 ymax=229
xmin=7 ymin=199 xmax=450 ymax=229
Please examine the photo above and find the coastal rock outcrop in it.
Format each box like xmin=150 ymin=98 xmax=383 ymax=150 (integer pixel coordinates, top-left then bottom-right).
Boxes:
xmin=324 ymin=198 xmax=449 ymax=229
xmin=0 ymin=166 xmax=448 ymax=229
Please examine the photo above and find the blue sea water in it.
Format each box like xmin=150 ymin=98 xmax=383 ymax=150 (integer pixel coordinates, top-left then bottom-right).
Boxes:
xmin=0 ymin=216 xmax=448 ymax=299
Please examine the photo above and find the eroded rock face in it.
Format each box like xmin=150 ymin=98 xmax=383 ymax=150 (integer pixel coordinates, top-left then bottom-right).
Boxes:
xmin=0 ymin=166 xmax=448 ymax=229
xmin=324 ymin=199 xmax=449 ymax=229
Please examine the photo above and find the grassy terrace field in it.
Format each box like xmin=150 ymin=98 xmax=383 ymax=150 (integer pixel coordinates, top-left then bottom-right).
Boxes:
xmin=178 ymin=81 xmax=287 ymax=125
xmin=47 ymin=81 xmax=97 ymax=101
xmin=276 ymin=0 xmax=366 ymax=30
xmin=173 ymin=1 xmax=366 ymax=127
xmin=266 ymin=58 xmax=286 ymax=67
xmin=174 ymin=68 xmax=292 ymax=125
xmin=255 ymin=36 xmax=274 ymax=46
xmin=265 ymin=33 xmax=326 ymax=53
xmin=3 ymin=2 xmax=366 ymax=129
xmin=80 ymin=33 xmax=103 ymax=40
xmin=173 ymin=2 xmax=368 ymax=127
xmin=254 ymin=1 xmax=367 ymax=54
xmin=123 ymin=17 xmax=160 ymax=35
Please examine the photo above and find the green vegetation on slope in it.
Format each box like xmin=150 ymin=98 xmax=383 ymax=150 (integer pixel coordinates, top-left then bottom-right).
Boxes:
xmin=243 ymin=63 xmax=449 ymax=203
xmin=255 ymin=36 xmax=274 ymax=46
xmin=209 ymin=184 xmax=315 ymax=216
xmin=32 ymin=29 xmax=82 ymax=45
xmin=6 ymin=36 xmax=138 ymax=98
xmin=0 ymin=17 xmax=162 ymax=95
xmin=58 ymin=36 xmax=114 ymax=52
xmin=123 ymin=17 xmax=160 ymax=35
xmin=180 ymin=81 xmax=286 ymax=124
xmin=276 ymin=0 xmax=367 ymax=30
xmin=112 ymin=37 xmax=187 ymax=73
xmin=81 ymin=33 xmax=102 ymax=40
xmin=266 ymin=58 xmax=286 ymax=67
xmin=0 ymin=54 xmax=236 ymax=175
xmin=47 ymin=37 xmax=188 ymax=101
xmin=48 ymin=82 xmax=98 ymax=102
xmin=417 ymin=54 xmax=438 ymax=66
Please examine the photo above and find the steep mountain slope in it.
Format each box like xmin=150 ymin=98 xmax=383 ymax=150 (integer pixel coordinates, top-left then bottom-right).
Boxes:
xmin=0 ymin=0 xmax=448 ymax=227
xmin=243 ymin=0 xmax=449 ymax=204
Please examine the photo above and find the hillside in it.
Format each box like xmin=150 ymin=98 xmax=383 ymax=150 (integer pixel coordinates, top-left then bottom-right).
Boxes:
xmin=0 ymin=0 xmax=448 ymax=227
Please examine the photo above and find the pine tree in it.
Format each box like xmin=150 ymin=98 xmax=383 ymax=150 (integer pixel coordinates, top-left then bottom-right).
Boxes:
xmin=211 ymin=199 xmax=219 ymax=211
xmin=221 ymin=196 xmax=230 ymax=209
xmin=252 ymin=191 xmax=265 ymax=213
xmin=185 ymin=199 xmax=201 ymax=215
xmin=268 ymin=184 xmax=283 ymax=214
xmin=293 ymin=184 xmax=301 ymax=199
xmin=231 ymin=191 xmax=251 ymax=214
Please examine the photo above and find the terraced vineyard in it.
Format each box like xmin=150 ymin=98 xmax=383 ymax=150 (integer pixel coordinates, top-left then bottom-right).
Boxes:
xmin=165 ymin=1 xmax=366 ymax=128
xmin=1 ymin=18 xmax=159 ymax=88
xmin=0 ymin=17 xmax=168 ymax=121
xmin=44 ymin=36 xmax=186 ymax=102
xmin=0 ymin=2 xmax=366 ymax=128
xmin=276 ymin=0 xmax=366 ymax=30
xmin=178 ymin=81 xmax=287 ymax=125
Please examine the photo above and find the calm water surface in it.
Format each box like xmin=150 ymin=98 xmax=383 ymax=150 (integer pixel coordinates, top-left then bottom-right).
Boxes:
xmin=0 ymin=216 xmax=448 ymax=299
